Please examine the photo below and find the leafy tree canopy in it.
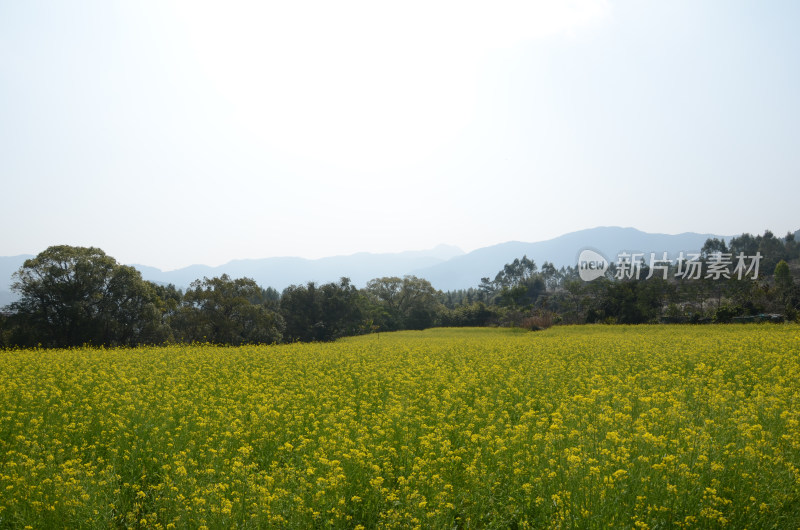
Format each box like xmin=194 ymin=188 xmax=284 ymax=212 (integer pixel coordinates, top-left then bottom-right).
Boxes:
xmin=9 ymin=245 xmax=169 ymax=346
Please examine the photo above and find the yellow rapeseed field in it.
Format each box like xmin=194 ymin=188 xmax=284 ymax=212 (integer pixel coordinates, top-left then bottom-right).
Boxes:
xmin=1 ymin=325 xmax=799 ymax=528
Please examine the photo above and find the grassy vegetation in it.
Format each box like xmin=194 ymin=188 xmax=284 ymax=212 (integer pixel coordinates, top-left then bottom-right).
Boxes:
xmin=1 ymin=325 xmax=800 ymax=528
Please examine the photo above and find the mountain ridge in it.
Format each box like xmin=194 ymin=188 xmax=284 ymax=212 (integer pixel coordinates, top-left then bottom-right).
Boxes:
xmin=2 ymin=227 xmax=782 ymax=304
xmin=411 ymin=226 xmax=736 ymax=290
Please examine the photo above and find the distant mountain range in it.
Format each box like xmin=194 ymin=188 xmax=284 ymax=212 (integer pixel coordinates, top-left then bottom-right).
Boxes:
xmin=410 ymin=227 xmax=738 ymax=291
xmin=131 ymin=244 xmax=465 ymax=293
xmin=3 ymin=226 xmax=786 ymax=306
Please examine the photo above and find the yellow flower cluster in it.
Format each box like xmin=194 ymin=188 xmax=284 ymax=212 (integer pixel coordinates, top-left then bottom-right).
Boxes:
xmin=1 ymin=324 xmax=799 ymax=528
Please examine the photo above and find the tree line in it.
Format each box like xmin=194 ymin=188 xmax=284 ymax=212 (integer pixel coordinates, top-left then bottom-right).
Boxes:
xmin=1 ymin=229 xmax=798 ymax=348
xmin=438 ymin=230 xmax=800 ymax=326
xmin=0 ymin=246 xmax=443 ymax=347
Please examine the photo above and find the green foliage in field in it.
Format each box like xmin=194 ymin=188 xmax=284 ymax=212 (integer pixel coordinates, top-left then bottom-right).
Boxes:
xmin=1 ymin=326 xmax=799 ymax=528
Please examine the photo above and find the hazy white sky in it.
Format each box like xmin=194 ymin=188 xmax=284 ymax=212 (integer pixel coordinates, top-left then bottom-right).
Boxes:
xmin=2 ymin=1 xmax=798 ymax=270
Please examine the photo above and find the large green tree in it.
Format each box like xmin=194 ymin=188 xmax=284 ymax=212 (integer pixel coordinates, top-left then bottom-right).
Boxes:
xmin=173 ymin=275 xmax=284 ymax=345
xmin=7 ymin=245 xmax=170 ymax=346
xmin=365 ymin=276 xmax=442 ymax=330
xmin=774 ymin=260 xmax=798 ymax=319
xmin=280 ymin=278 xmax=365 ymax=342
